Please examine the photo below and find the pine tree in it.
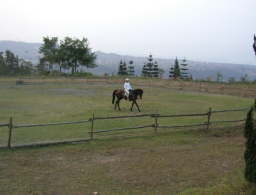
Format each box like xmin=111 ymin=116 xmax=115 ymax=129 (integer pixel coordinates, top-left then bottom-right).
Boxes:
xmin=152 ymin=62 xmax=159 ymax=77
xmin=141 ymin=63 xmax=147 ymax=77
xmin=169 ymin=57 xmax=180 ymax=79
xmin=127 ymin=60 xmax=135 ymax=76
xmin=169 ymin=65 xmax=174 ymax=79
xmin=180 ymin=57 xmax=189 ymax=80
xmin=147 ymin=54 xmax=153 ymax=77
xmin=141 ymin=54 xmax=159 ymax=77
xmin=117 ymin=60 xmax=128 ymax=75
xmin=244 ymin=99 xmax=256 ymax=183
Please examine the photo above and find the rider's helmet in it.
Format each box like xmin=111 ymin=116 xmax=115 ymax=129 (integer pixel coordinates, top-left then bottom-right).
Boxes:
xmin=125 ymin=78 xmax=129 ymax=81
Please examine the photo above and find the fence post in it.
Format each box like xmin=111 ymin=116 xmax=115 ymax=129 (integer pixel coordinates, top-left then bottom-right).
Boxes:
xmin=7 ymin=117 xmax=12 ymax=148
xmin=90 ymin=114 xmax=94 ymax=142
xmin=207 ymin=107 xmax=211 ymax=132
xmin=154 ymin=109 xmax=158 ymax=134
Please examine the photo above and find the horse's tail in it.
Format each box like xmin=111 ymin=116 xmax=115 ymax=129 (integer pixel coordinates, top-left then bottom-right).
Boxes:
xmin=112 ymin=90 xmax=117 ymax=104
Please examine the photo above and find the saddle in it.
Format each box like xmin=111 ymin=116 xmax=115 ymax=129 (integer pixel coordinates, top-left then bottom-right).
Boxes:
xmin=124 ymin=89 xmax=132 ymax=100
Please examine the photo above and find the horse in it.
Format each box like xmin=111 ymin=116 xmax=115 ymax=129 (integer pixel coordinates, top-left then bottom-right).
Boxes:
xmin=112 ymin=89 xmax=143 ymax=112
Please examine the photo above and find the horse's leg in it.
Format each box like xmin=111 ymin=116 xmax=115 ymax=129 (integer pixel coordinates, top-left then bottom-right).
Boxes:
xmin=117 ymin=99 xmax=121 ymax=111
xmin=130 ymin=101 xmax=135 ymax=112
xmin=114 ymin=100 xmax=117 ymax=110
xmin=134 ymin=101 xmax=140 ymax=112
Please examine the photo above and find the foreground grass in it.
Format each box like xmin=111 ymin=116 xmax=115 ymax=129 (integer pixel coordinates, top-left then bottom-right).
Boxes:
xmin=0 ymin=129 xmax=248 ymax=194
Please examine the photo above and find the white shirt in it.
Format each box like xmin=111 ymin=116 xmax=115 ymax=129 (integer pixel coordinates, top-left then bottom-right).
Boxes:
xmin=124 ymin=82 xmax=132 ymax=90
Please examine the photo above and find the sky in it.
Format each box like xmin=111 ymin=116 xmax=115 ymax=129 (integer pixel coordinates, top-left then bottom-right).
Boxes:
xmin=1 ymin=0 xmax=256 ymax=65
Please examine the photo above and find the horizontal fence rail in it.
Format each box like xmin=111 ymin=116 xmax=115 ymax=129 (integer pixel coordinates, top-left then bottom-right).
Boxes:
xmin=92 ymin=124 xmax=155 ymax=134
xmin=12 ymin=119 xmax=91 ymax=129
xmin=0 ymin=107 xmax=248 ymax=148
xmin=158 ymin=123 xmax=208 ymax=128
xmin=211 ymin=108 xmax=248 ymax=113
xmin=0 ymin=124 xmax=8 ymax=127
xmin=155 ymin=113 xmax=208 ymax=117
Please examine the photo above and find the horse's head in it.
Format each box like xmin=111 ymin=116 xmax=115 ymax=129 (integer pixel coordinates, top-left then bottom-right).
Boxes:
xmin=137 ymin=89 xmax=143 ymax=99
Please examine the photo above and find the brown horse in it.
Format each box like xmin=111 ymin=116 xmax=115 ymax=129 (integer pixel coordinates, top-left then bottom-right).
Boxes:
xmin=112 ymin=89 xmax=143 ymax=112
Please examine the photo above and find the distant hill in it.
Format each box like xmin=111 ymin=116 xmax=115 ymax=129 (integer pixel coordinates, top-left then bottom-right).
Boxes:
xmin=0 ymin=40 xmax=41 ymax=63
xmin=1 ymin=40 xmax=256 ymax=81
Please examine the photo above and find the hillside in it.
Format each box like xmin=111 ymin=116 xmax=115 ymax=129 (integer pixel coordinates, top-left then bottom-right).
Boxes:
xmin=1 ymin=40 xmax=256 ymax=81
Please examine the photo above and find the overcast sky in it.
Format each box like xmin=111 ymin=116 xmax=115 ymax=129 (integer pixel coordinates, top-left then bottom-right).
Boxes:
xmin=1 ymin=0 xmax=256 ymax=65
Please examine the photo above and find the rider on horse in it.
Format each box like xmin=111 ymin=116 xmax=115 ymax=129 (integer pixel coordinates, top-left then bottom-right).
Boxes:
xmin=124 ymin=78 xmax=132 ymax=100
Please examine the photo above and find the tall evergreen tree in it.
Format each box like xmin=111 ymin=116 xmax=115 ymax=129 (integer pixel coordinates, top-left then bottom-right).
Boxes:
xmin=117 ymin=60 xmax=128 ymax=75
xmin=180 ymin=57 xmax=189 ymax=80
xmin=142 ymin=63 xmax=147 ymax=77
xmin=169 ymin=65 xmax=174 ymax=78
xmin=152 ymin=62 xmax=159 ymax=77
xmin=169 ymin=57 xmax=180 ymax=79
xmin=244 ymin=99 xmax=256 ymax=183
xmin=147 ymin=54 xmax=154 ymax=77
xmin=127 ymin=60 xmax=135 ymax=76
xmin=142 ymin=54 xmax=159 ymax=77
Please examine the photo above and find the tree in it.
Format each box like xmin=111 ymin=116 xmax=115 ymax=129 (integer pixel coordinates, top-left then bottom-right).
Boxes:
xmin=158 ymin=68 xmax=164 ymax=78
xmin=0 ymin=50 xmax=35 ymax=76
xmin=241 ymin=74 xmax=248 ymax=83
xmin=141 ymin=63 xmax=147 ymax=77
xmin=39 ymin=36 xmax=97 ymax=75
xmin=152 ymin=62 xmax=159 ymax=77
xmin=127 ymin=60 xmax=135 ymax=76
xmin=217 ymin=70 xmax=222 ymax=82
xmin=39 ymin=37 xmax=59 ymax=69
xmin=169 ymin=57 xmax=180 ymax=79
xmin=180 ymin=57 xmax=189 ymax=80
xmin=142 ymin=54 xmax=159 ymax=77
xmin=19 ymin=59 xmax=35 ymax=75
xmin=117 ymin=60 xmax=128 ymax=75
xmin=0 ymin=52 xmax=7 ymax=75
xmin=4 ymin=50 xmax=19 ymax=76
xmin=244 ymin=99 xmax=256 ymax=183
xmin=60 ymin=37 xmax=97 ymax=75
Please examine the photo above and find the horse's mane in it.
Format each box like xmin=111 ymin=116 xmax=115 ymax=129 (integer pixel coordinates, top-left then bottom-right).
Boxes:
xmin=133 ymin=88 xmax=143 ymax=92
xmin=133 ymin=88 xmax=143 ymax=91
xmin=132 ymin=89 xmax=143 ymax=95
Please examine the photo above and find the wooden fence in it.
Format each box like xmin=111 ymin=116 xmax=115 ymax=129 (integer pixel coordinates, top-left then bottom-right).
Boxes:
xmin=0 ymin=107 xmax=247 ymax=148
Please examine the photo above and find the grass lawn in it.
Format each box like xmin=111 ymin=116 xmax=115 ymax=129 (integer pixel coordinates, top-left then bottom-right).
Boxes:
xmin=0 ymin=79 xmax=254 ymax=194
xmin=0 ymin=129 xmax=248 ymax=195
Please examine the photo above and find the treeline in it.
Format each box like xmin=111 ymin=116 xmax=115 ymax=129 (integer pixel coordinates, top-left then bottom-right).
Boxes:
xmin=117 ymin=54 xmax=165 ymax=78
xmin=0 ymin=37 xmax=97 ymax=76
xmin=0 ymin=50 xmax=35 ymax=76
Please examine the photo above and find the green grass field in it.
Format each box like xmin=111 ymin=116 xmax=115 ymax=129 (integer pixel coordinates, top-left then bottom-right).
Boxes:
xmin=0 ymin=82 xmax=253 ymax=147
xmin=0 ymin=78 xmax=255 ymax=194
